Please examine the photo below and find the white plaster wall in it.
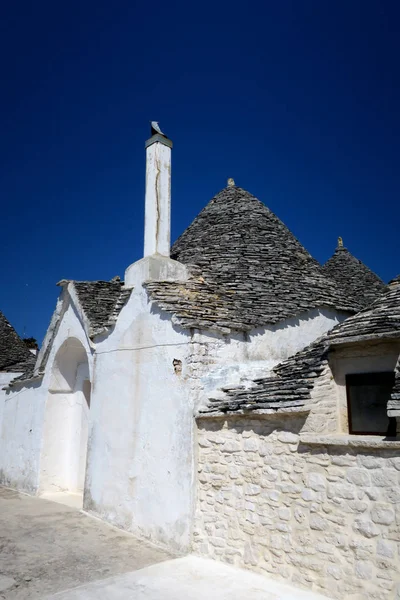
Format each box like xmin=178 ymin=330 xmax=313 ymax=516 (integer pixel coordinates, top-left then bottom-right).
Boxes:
xmin=0 ymin=297 xmax=93 ymax=495
xmin=0 ymin=380 xmax=46 ymax=493
xmin=40 ymin=382 xmax=89 ymax=493
xmin=0 ymin=372 xmax=21 ymax=451
xmin=38 ymin=304 xmax=93 ymax=493
xmin=40 ymin=391 xmax=74 ymax=491
xmin=191 ymin=308 xmax=349 ymax=411
xmin=85 ymin=286 xmax=193 ymax=551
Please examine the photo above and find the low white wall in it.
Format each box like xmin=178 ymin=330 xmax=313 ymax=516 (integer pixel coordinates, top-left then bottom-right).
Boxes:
xmin=0 ymin=372 xmax=21 ymax=452
xmin=0 ymin=381 xmax=46 ymax=493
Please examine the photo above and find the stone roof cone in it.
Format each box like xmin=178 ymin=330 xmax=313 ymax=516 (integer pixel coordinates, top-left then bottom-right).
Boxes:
xmin=0 ymin=311 xmax=36 ymax=372
xmin=145 ymin=185 xmax=362 ymax=333
xmin=322 ymin=238 xmax=387 ymax=309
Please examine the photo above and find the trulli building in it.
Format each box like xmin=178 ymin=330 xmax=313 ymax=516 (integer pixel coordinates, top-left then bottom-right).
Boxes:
xmin=1 ymin=126 xmax=398 ymax=599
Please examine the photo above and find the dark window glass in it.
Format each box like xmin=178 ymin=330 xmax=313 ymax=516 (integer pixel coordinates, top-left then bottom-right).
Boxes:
xmin=346 ymin=372 xmax=396 ymax=436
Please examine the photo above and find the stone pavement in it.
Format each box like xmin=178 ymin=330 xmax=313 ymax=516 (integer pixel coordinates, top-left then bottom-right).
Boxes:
xmin=0 ymin=487 xmax=171 ymax=599
xmin=46 ymin=556 xmax=331 ymax=600
xmin=0 ymin=487 xmax=330 ymax=600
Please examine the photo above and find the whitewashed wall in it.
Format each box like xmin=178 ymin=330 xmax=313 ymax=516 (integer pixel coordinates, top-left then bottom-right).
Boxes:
xmin=0 ymin=379 xmax=45 ymax=492
xmin=0 ymin=297 xmax=93 ymax=495
xmin=84 ymin=286 xmax=194 ymax=551
xmin=0 ymin=372 xmax=22 ymax=455
xmin=189 ymin=308 xmax=348 ymax=412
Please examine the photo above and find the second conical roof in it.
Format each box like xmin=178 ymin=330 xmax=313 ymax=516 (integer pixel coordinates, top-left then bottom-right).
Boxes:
xmin=322 ymin=243 xmax=387 ymax=309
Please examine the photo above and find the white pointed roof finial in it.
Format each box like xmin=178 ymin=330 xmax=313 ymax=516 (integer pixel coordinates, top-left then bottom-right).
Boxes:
xmin=227 ymin=178 xmax=235 ymax=187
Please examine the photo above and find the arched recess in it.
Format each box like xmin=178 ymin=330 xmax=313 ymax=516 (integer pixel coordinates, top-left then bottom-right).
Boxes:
xmin=39 ymin=337 xmax=91 ymax=495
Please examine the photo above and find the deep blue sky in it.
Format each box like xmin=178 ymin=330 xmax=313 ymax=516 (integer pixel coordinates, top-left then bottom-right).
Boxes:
xmin=1 ymin=1 xmax=399 ymax=343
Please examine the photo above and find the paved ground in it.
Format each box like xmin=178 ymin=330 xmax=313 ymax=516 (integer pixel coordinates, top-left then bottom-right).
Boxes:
xmin=46 ymin=556 xmax=330 ymax=600
xmin=0 ymin=487 xmax=171 ymax=599
xmin=0 ymin=487 xmax=330 ymax=600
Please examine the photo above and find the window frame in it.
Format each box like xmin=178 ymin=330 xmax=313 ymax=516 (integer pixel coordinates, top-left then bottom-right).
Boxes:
xmin=346 ymin=371 xmax=396 ymax=436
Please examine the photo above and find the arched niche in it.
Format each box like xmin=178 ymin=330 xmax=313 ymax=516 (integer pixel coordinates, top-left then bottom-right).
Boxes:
xmin=40 ymin=337 xmax=91 ymax=496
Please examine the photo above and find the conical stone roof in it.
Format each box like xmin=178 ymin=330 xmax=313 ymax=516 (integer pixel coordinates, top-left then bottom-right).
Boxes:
xmin=322 ymin=242 xmax=387 ymax=309
xmin=145 ymin=185 xmax=361 ymax=333
xmin=0 ymin=311 xmax=36 ymax=372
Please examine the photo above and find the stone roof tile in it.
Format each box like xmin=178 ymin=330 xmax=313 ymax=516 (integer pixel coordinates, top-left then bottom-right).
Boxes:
xmin=7 ymin=280 xmax=131 ymax=388
xmin=73 ymin=280 xmax=131 ymax=337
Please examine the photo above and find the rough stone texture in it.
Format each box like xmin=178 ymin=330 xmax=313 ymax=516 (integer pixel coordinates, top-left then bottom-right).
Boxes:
xmin=201 ymin=279 xmax=400 ymax=417
xmin=73 ymin=280 xmax=131 ymax=337
xmin=194 ymin=416 xmax=400 ymax=599
xmin=0 ymin=311 xmax=35 ymax=372
xmin=145 ymin=186 xmax=359 ymax=334
xmin=322 ymin=245 xmax=387 ymax=310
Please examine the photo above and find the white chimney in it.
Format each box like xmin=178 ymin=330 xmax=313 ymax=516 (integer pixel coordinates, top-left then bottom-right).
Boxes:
xmin=144 ymin=123 xmax=173 ymax=257
xmin=124 ymin=123 xmax=187 ymax=288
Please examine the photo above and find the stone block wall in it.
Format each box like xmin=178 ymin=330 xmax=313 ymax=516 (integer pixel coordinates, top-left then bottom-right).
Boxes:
xmin=194 ymin=416 xmax=400 ymax=599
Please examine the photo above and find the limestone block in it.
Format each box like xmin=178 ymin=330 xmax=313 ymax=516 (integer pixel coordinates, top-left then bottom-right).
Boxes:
xmin=327 ymin=482 xmax=355 ymax=500
xmin=309 ymin=514 xmax=326 ymax=530
xmin=377 ymin=539 xmax=396 ymax=558
xmin=346 ymin=468 xmax=371 ymax=487
xmin=306 ymin=472 xmax=327 ymax=492
xmin=353 ymin=519 xmax=380 ymax=538
xmin=355 ymin=560 xmax=373 ymax=580
xmin=371 ymin=471 xmax=398 ymax=487
xmin=371 ymin=504 xmax=395 ymax=525
xmin=243 ymin=438 xmax=259 ymax=452
xmin=277 ymin=432 xmax=299 ymax=444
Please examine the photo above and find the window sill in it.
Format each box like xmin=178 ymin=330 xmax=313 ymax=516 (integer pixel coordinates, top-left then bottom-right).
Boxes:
xmin=299 ymin=433 xmax=400 ymax=449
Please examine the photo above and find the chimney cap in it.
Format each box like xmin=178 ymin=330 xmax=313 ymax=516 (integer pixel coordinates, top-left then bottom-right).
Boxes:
xmin=145 ymin=121 xmax=173 ymax=149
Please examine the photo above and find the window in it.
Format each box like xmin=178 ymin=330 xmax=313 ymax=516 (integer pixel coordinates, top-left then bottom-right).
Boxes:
xmin=346 ymin=372 xmax=396 ymax=436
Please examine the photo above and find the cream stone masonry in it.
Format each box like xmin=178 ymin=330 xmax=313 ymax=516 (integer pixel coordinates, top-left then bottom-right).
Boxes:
xmin=194 ymin=416 xmax=400 ymax=600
